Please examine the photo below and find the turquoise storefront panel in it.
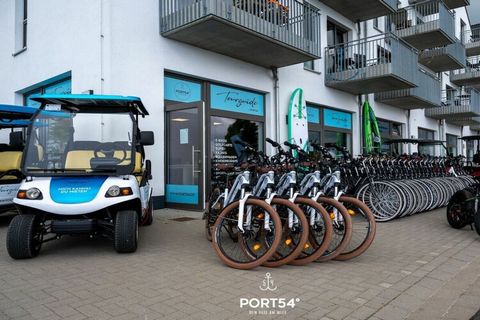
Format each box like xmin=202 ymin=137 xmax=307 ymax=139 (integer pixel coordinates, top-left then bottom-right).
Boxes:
xmin=25 ymin=78 xmax=72 ymax=108
xmin=166 ymin=184 xmax=199 ymax=205
xmin=44 ymin=79 xmax=72 ymax=95
xmin=324 ymin=108 xmax=352 ymax=130
xmin=307 ymin=106 xmax=320 ymax=124
xmin=210 ymin=84 xmax=264 ymax=116
xmin=164 ymin=77 xmax=202 ymax=103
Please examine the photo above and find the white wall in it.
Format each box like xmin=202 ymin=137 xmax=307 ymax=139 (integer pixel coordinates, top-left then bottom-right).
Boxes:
xmin=0 ymin=0 xmax=476 ymax=199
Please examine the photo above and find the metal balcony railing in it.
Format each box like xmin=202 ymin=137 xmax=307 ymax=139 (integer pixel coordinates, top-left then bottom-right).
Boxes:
xmin=463 ymin=28 xmax=480 ymax=56
xmin=375 ymin=67 xmax=440 ymax=108
xmin=389 ymin=0 xmax=455 ymax=50
xmin=425 ymin=88 xmax=480 ymax=119
xmin=450 ymin=55 xmax=480 ymax=87
xmin=159 ymin=0 xmax=321 ymax=67
xmin=418 ymin=39 xmax=466 ymax=71
xmin=325 ymin=33 xmax=418 ymax=94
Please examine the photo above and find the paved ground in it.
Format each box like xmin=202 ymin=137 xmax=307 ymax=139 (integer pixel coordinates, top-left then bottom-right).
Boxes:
xmin=0 ymin=208 xmax=479 ymax=320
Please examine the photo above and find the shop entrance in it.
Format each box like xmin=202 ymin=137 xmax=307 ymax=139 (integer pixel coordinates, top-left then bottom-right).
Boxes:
xmin=165 ymin=102 xmax=205 ymax=210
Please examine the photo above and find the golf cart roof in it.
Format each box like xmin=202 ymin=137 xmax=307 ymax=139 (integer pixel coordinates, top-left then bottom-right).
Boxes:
xmin=0 ymin=119 xmax=30 ymax=129
xmin=459 ymin=135 xmax=480 ymax=141
xmin=30 ymin=94 xmax=149 ymax=116
xmin=384 ymin=138 xmax=447 ymax=145
xmin=0 ymin=104 xmax=37 ymax=120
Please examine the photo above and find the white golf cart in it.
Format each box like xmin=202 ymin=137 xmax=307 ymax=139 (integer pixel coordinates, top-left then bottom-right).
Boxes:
xmin=7 ymin=95 xmax=155 ymax=259
xmin=0 ymin=104 xmax=36 ymax=213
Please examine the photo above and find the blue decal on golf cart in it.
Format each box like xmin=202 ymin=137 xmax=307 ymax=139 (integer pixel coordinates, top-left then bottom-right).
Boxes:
xmin=50 ymin=176 xmax=108 ymax=204
xmin=166 ymin=184 xmax=198 ymax=204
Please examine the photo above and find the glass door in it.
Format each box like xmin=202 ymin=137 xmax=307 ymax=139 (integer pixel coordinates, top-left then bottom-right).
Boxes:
xmin=165 ymin=102 xmax=205 ymax=210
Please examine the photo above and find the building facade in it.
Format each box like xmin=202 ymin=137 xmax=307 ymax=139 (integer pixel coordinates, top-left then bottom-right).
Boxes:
xmin=0 ymin=0 xmax=479 ymax=210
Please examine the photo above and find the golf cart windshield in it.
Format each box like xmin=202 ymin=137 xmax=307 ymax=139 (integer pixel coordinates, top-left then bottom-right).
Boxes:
xmin=23 ymin=108 xmax=136 ymax=175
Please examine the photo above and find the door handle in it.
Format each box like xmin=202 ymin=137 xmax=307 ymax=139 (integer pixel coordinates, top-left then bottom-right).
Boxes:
xmin=192 ymin=146 xmax=202 ymax=176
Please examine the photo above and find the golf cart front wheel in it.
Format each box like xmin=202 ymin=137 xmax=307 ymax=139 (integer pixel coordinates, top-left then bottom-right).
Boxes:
xmin=6 ymin=214 xmax=43 ymax=259
xmin=114 ymin=211 xmax=138 ymax=253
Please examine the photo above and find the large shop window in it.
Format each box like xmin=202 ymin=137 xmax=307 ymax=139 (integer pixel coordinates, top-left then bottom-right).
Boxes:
xmin=209 ymin=84 xmax=265 ymax=181
xmin=307 ymin=105 xmax=352 ymax=158
xmin=418 ymin=128 xmax=435 ymax=156
xmin=379 ymin=119 xmax=403 ymax=155
xmin=446 ymin=134 xmax=458 ymax=156
xmin=211 ymin=117 xmax=264 ymax=166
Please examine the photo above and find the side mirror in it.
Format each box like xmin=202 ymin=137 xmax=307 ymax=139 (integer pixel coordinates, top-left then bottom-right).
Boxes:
xmin=139 ymin=131 xmax=154 ymax=146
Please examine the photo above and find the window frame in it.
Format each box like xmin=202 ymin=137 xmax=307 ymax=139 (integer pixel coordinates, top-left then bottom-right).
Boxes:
xmin=378 ymin=118 xmax=403 ymax=155
xmin=446 ymin=133 xmax=458 ymax=156
xmin=13 ymin=0 xmax=28 ymax=56
xmin=306 ymin=103 xmax=353 ymax=155
xmin=417 ymin=127 xmax=436 ymax=156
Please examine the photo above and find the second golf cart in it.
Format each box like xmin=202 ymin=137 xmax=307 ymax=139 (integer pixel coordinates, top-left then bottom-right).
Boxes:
xmin=0 ymin=104 xmax=36 ymax=213
xmin=7 ymin=94 xmax=155 ymax=259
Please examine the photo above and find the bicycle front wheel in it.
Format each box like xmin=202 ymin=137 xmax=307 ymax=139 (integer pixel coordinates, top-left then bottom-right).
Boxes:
xmin=212 ymin=198 xmax=282 ymax=270
xmin=335 ymin=196 xmax=376 ymax=261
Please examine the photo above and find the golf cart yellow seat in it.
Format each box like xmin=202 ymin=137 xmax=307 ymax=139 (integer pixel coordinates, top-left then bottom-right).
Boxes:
xmin=65 ymin=150 xmax=143 ymax=173
xmin=0 ymin=151 xmax=22 ymax=180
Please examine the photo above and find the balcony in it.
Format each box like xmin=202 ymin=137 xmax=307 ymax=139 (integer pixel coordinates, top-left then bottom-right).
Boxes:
xmin=464 ymin=28 xmax=480 ymax=57
xmin=443 ymin=0 xmax=470 ymax=9
xmin=390 ymin=1 xmax=455 ymax=50
xmin=159 ymin=0 xmax=321 ymax=68
xmin=317 ymin=0 xmax=397 ymax=22
xmin=425 ymin=88 xmax=480 ymax=120
xmin=324 ymin=34 xmax=418 ymax=95
xmin=375 ymin=68 xmax=440 ymax=109
xmin=450 ymin=56 xmax=480 ymax=88
xmin=418 ymin=40 xmax=466 ymax=72
xmin=469 ymin=120 xmax=480 ymax=131
xmin=446 ymin=117 xmax=480 ymax=126
xmin=409 ymin=0 xmax=470 ymax=10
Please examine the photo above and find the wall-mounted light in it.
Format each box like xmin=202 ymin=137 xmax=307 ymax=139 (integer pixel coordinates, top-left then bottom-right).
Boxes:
xmin=172 ymin=118 xmax=189 ymax=122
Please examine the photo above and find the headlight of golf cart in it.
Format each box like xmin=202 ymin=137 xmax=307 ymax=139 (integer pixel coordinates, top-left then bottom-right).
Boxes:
xmin=105 ymin=186 xmax=132 ymax=197
xmin=17 ymin=188 xmax=43 ymax=200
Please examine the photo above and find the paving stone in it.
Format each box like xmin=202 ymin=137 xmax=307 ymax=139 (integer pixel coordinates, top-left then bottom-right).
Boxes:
xmin=0 ymin=208 xmax=478 ymax=320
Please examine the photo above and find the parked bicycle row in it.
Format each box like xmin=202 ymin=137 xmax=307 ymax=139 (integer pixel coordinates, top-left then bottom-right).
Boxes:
xmin=204 ymin=139 xmax=376 ymax=270
xmin=353 ymin=155 xmax=475 ymax=221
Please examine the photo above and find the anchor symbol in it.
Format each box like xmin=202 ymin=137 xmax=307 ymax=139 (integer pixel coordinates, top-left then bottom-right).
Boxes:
xmin=259 ymin=273 xmax=278 ymax=291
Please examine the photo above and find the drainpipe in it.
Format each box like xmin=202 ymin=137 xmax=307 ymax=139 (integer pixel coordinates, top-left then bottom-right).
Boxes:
xmin=272 ymin=67 xmax=280 ymax=144
xmin=357 ymin=21 xmax=364 ymax=155
xmin=461 ymin=125 xmax=464 ymax=156
xmin=407 ymin=110 xmax=411 ymax=154
xmin=359 ymin=94 xmax=363 ymax=155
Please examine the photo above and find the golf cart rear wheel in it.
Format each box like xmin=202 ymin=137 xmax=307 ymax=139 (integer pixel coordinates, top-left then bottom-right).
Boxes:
xmin=6 ymin=214 xmax=43 ymax=259
xmin=142 ymin=197 xmax=153 ymax=226
xmin=446 ymin=189 xmax=474 ymax=229
xmin=114 ymin=211 xmax=138 ymax=253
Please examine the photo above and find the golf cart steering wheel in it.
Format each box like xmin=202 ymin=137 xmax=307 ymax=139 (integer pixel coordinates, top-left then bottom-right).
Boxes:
xmin=94 ymin=142 xmax=128 ymax=162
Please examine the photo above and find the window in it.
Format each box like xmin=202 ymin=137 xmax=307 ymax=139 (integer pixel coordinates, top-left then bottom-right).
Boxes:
xmin=307 ymin=105 xmax=352 ymax=158
xmin=24 ymin=79 xmax=72 ymax=108
xmin=446 ymin=134 xmax=458 ymax=156
xmin=327 ymin=20 xmax=348 ymax=47
xmin=14 ymin=0 xmax=28 ymax=53
xmin=210 ymin=116 xmax=264 ymax=180
xmin=461 ymin=19 xmax=466 ymax=44
xmin=304 ymin=60 xmax=315 ymax=71
xmin=379 ymin=119 xmax=403 ymax=155
xmin=418 ymin=128 xmax=435 ymax=156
